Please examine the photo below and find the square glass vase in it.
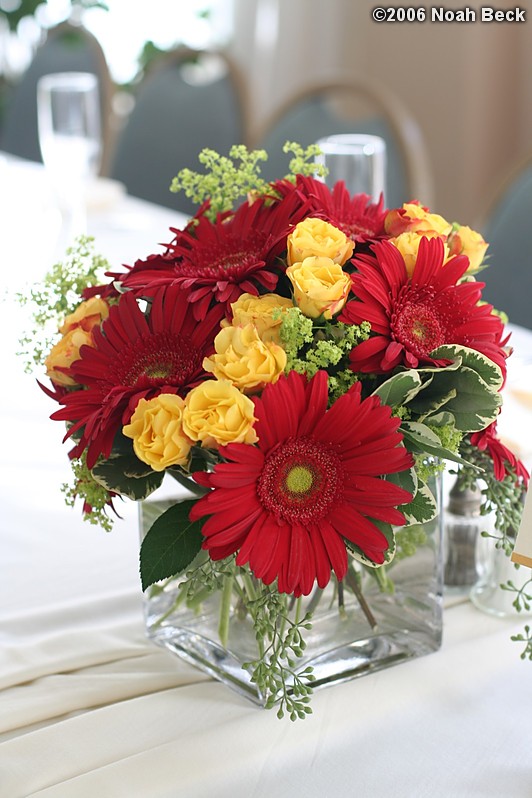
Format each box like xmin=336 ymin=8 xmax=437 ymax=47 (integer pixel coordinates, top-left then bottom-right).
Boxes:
xmin=140 ymin=476 xmax=443 ymax=707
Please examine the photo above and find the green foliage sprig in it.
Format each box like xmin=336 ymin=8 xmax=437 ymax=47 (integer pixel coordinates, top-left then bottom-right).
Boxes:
xmin=453 ymin=439 xmax=527 ymax=551
xmin=163 ymin=555 xmax=315 ymax=719
xmin=511 ymin=625 xmax=532 ymax=660
xmin=170 ymin=145 xmax=268 ymax=217
xmin=16 ymin=236 xmax=111 ymax=372
xmin=170 ymin=142 xmax=327 ymax=221
xmin=241 ymin=586 xmax=315 ymax=720
xmin=61 ymin=452 xmax=118 ymax=532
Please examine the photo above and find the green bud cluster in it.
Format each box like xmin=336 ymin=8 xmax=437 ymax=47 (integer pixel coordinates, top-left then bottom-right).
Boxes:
xmin=279 ymin=309 xmax=370 ymax=398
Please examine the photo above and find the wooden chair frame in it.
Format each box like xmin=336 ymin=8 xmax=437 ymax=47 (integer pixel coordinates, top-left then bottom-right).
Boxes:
xmin=250 ymin=74 xmax=434 ymax=206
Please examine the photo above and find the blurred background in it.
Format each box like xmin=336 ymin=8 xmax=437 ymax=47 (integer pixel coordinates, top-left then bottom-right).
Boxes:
xmin=1 ymin=0 xmax=531 ymax=223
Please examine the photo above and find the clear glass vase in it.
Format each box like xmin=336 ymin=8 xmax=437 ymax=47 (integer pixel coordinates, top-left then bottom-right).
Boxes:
xmin=139 ymin=475 xmax=443 ymax=707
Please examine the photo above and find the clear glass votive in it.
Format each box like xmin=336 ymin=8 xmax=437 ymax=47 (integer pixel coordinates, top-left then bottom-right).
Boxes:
xmin=315 ymin=134 xmax=386 ymax=201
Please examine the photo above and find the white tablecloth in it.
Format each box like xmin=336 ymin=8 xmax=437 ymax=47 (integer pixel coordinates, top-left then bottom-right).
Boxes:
xmin=1 ymin=156 xmax=531 ymax=798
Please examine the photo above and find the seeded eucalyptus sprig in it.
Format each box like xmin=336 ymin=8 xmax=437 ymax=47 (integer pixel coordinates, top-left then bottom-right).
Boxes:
xmin=241 ymin=587 xmax=315 ymax=720
xmin=511 ymin=625 xmax=532 ymax=660
xmin=452 ymin=439 xmax=527 ymax=551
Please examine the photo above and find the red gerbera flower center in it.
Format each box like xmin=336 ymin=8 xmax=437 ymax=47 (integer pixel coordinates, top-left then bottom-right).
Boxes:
xmin=116 ymin=332 xmax=201 ymax=388
xmin=391 ymin=287 xmax=447 ymax=358
xmin=257 ymin=437 xmax=344 ymax=524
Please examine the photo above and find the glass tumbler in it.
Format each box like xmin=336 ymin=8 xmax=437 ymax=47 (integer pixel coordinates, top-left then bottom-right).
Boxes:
xmin=315 ymin=134 xmax=386 ymax=202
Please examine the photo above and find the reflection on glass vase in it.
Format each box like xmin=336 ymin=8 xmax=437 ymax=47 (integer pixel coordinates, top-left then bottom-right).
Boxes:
xmin=470 ymin=540 xmax=530 ymax=618
xmin=139 ymin=474 xmax=444 ymax=707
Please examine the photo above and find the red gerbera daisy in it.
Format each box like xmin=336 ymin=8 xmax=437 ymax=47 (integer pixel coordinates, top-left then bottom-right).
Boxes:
xmin=470 ymin=422 xmax=529 ymax=487
xmin=190 ymin=370 xmax=414 ymax=596
xmin=341 ymin=237 xmax=508 ymax=377
xmin=158 ymin=191 xmax=309 ymax=321
xmin=51 ymin=285 xmax=223 ymax=468
xmin=107 ymin=251 xmax=180 ymax=297
xmin=274 ymin=175 xmax=388 ymax=246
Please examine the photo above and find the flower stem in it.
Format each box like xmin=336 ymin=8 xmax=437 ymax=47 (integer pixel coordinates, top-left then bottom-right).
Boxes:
xmin=218 ymin=573 xmax=234 ymax=647
xmin=345 ymin=568 xmax=378 ymax=630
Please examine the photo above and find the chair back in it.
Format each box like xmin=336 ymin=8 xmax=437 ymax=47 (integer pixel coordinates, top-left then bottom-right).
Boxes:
xmin=1 ymin=22 xmax=113 ymax=173
xmin=478 ymin=154 xmax=532 ymax=329
xmin=109 ymin=49 xmax=248 ymax=213
xmin=252 ymin=76 xmax=434 ymax=209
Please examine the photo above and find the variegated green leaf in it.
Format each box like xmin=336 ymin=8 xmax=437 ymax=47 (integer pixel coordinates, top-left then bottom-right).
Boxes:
xmin=345 ymin=521 xmax=396 ymax=569
xmin=93 ymin=455 xmax=163 ymax=500
xmin=430 ymin=344 xmax=503 ymax=390
xmin=373 ymin=370 xmax=423 ymax=406
xmin=429 ymin=366 xmax=502 ymax=431
xmin=401 ymin=479 xmax=438 ymax=525
xmin=401 ymin=421 xmax=482 ymax=468
xmin=408 ymin=385 xmax=457 ymax=420
xmin=385 ymin=466 xmax=418 ymax=497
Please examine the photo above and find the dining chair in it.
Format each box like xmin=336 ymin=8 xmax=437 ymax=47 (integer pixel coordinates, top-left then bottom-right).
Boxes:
xmin=251 ymin=75 xmax=434 ymax=209
xmin=108 ymin=48 xmax=249 ymax=214
xmin=0 ymin=21 xmax=113 ymax=174
xmin=477 ymin=153 xmax=532 ymax=329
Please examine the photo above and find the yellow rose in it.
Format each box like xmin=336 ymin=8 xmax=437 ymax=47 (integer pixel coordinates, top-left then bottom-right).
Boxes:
xmin=287 ymin=217 xmax=354 ymax=267
xmin=183 ymin=379 xmax=258 ymax=448
xmin=224 ymin=293 xmax=293 ymax=344
xmin=44 ymin=327 xmax=94 ymax=386
xmin=122 ymin=393 xmax=191 ymax=471
xmin=203 ymin=323 xmax=287 ymax=394
xmin=391 ymin=232 xmax=451 ymax=278
xmin=286 ymin=256 xmax=352 ymax=319
xmin=447 ymin=225 xmax=488 ymax=272
xmin=385 ymin=202 xmax=452 ymax=238
xmin=59 ymin=297 xmax=109 ymax=335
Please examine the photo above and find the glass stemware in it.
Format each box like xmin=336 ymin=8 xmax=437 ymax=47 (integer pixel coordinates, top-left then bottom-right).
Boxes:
xmin=315 ymin=134 xmax=386 ymax=202
xmin=37 ymin=72 xmax=102 ymax=239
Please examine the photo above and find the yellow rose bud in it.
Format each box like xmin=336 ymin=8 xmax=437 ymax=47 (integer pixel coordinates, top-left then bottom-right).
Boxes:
xmin=44 ymin=327 xmax=94 ymax=386
xmin=286 ymin=256 xmax=352 ymax=319
xmin=183 ymin=379 xmax=258 ymax=449
xmin=447 ymin=225 xmax=488 ymax=272
xmin=122 ymin=393 xmax=191 ymax=471
xmin=203 ymin=323 xmax=287 ymax=394
xmin=223 ymin=293 xmax=293 ymax=344
xmin=59 ymin=297 xmax=109 ymax=335
xmin=385 ymin=202 xmax=452 ymax=239
xmin=391 ymin=232 xmax=451 ymax=278
xmin=287 ymin=217 xmax=354 ymax=267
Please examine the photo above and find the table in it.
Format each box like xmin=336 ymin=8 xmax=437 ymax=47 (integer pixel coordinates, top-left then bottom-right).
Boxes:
xmin=1 ymin=156 xmax=532 ymax=798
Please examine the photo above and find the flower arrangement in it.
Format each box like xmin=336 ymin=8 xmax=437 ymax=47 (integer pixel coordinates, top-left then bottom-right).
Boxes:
xmin=24 ymin=143 xmax=530 ymax=718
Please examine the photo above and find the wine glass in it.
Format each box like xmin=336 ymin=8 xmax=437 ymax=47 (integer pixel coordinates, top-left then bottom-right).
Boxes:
xmin=314 ymin=134 xmax=386 ymax=202
xmin=37 ymin=72 xmax=102 ymax=237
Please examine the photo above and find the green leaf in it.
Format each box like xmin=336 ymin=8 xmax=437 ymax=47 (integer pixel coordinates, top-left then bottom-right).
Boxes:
xmin=430 ymin=366 xmax=502 ymax=431
xmin=385 ymin=466 xmax=418 ymax=497
xmin=140 ymin=500 xmax=204 ymax=590
xmin=401 ymin=479 xmax=438 ymax=525
xmin=430 ymin=344 xmax=504 ymax=390
xmin=372 ymin=370 xmax=423 ymax=406
xmin=401 ymin=421 xmax=481 ymax=468
xmin=345 ymin=521 xmax=396 ymax=568
xmin=92 ymin=455 xmax=163 ymax=500
xmin=408 ymin=384 xmax=458 ymax=419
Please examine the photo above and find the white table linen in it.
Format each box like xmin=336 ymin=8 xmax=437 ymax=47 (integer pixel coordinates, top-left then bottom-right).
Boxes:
xmin=1 ymin=155 xmax=531 ymax=798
